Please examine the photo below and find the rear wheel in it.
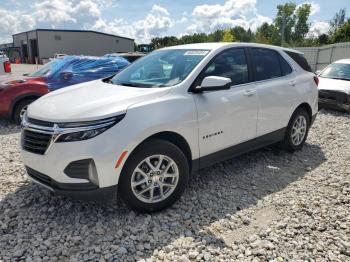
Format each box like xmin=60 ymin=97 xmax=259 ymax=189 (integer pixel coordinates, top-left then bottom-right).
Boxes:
xmin=119 ymin=139 xmax=189 ymax=213
xmin=13 ymin=99 xmax=35 ymax=125
xmin=281 ymin=108 xmax=310 ymax=152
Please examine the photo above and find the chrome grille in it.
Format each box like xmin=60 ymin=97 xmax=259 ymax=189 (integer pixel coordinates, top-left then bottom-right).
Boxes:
xmin=22 ymin=130 xmax=52 ymax=155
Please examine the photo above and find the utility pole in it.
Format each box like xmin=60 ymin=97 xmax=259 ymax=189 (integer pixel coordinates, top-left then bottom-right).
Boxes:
xmin=281 ymin=11 xmax=286 ymax=47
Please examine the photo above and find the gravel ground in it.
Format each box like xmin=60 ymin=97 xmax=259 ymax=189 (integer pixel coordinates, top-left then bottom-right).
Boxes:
xmin=0 ymin=109 xmax=349 ymax=261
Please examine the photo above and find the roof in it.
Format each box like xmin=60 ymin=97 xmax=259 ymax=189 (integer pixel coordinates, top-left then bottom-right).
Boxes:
xmin=12 ymin=29 xmax=134 ymax=41
xmin=163 ymin=42 xmax=304 ymax=54
xmin=334 ymin=59 xmax=350 ymax=64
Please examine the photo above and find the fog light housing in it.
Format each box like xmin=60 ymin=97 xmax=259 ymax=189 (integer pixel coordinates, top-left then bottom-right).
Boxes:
xmin=64 ymin=159 xmax=99 ymax=186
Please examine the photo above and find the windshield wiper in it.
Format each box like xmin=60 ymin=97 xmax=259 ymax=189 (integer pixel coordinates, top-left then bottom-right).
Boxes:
xmin=116 ymin=82 xmax=146 ymax=87
xmin=322 ymin=77 xmax=350 ymax=81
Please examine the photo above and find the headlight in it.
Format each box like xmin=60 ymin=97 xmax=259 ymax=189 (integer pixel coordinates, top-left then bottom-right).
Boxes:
xmin=55 ymin=114 xmax=125 ymax=143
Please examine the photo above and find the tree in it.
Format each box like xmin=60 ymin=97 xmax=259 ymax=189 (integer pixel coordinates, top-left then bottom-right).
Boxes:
xmin=318 ymin=34 xmax=329 ymax=45
xmin=221 ymin=29 xmax=235 ymax=42
xmin=275 ymin=2 xmax=297 ymax=45
xmin=331 ymin=19 xmax=350 ymax=43
xmin=255 ymin=22 xmax=279 ymax=45
xmin=208 ymin=30 xmax=223 ymax=42
xmin=293 ymin=4 xmax=311 ymax=43
xmin=330 ymin=8 xmax=346 ymax=33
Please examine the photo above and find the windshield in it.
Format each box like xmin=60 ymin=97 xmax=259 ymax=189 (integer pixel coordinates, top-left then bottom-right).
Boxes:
xmin=29 ymin=60 xmax=65 ymax=77
xmin=320 ymin=63 xmax=350 ymax=81
xmin=110 ymin=49 xmax=209 ymax=87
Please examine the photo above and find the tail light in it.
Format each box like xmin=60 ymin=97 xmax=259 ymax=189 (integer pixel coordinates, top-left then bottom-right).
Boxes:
xmin=3 ymin=61 xmax=11 ymax=73
xmin=313 ymin=76 xmax=319 ymax=86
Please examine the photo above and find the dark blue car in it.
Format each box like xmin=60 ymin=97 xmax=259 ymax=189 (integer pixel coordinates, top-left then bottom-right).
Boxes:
xmin=29 ymin=55 xmax=131 ymax=90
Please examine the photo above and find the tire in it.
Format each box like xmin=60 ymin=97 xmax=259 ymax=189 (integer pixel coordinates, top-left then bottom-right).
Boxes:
xmin=13 ymin=99 xmax=35 ymax=125
xmin=119 ymin=139 xmax=189 ymax=213
xmin=281 ymin=108 xmax=310 ymax=152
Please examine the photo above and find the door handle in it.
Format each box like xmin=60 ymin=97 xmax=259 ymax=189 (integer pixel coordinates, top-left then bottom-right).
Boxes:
xmin=289 ymin=80 xmax=296 ymax=86
xmin=243 ymin=90 xmax=256 ymax=97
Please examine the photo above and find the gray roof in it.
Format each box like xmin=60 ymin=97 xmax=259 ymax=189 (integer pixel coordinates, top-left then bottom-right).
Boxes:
xmin=12 ymin=29 xmax=134 ymax=41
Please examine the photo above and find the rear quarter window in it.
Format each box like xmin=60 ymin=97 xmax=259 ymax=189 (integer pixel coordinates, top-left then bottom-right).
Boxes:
xmin=251 ymin=48 xmax=282 ymax=81
xmin=285 ymin=51 xmax=312 ymax=72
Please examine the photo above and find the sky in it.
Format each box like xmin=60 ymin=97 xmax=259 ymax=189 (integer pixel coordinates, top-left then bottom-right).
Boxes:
xmin=0 ymin=0 xmax=348 ymax=44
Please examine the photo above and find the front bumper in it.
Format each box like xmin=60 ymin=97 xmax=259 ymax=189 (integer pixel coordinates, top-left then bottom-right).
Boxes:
xmin=26 ymin=166 xmax=117 ymax=201
xmin=318 ymin=90 xmax=350 ymax=112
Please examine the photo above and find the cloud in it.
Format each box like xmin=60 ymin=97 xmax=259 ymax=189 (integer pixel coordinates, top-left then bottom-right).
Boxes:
xmin=0 ymin=8 xmax=36 ymax=43
xmin=91 ymin=4 xmax=173 ymax=43
xmin=0 ymin=0 xmax=173 ymax=44
xmin=186 ymin=0 xmax=271 ymax=34
xmin=297 ymin=1 xmax=320 ymax=16
xmin=307 ymin=21 xmax=330 ymax=38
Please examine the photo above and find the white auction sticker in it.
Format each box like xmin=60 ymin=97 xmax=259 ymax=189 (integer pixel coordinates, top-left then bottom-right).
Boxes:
xmin=184 ymin=50 xmax=209 ymax=56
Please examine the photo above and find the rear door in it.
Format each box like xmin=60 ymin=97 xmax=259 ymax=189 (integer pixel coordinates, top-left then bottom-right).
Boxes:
xmin=249 ymin=48 xmax=297 ymax=136
xmin=194 ymin=48 xmax=259 ymax=157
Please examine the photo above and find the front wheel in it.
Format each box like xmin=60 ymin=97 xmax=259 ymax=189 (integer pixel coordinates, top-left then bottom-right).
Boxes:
xmin=118 ymin=139 xmax=189 ymax=213
xmin=13 ymin=99 xmax=35 ymax=125
xmin=281 ymin=108 xmax=310 ymax=152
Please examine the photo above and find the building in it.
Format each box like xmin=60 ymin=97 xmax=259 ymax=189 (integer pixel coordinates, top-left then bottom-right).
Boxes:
xmin=12 ymin=29 xmax=135 ymax=64
xmin=0 ymin=43 xmax=21 ymax=63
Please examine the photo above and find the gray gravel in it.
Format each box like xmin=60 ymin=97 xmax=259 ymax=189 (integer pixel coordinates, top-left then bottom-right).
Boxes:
xmin=0 ymin=109 xmax=349 ymax=261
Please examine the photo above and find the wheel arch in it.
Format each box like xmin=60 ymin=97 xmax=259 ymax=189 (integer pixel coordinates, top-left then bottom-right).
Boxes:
xmin=294 ymin=102 xmax=313 ymax=121
xmin=126 ymin=131 xmax=193 ymax=173
xmin=10 ymin=93 xmax=42 ymax=120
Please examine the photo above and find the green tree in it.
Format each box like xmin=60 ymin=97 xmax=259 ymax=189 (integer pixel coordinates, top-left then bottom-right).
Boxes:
xmin=330 ymin=8 xmax=346 ymax=34
xmin=275 ymin=2 xmax=297 ymax=45
xmin=208 ymin=30 xmax=224 ymax=42
xmin=255 ymin=22 xmax=279 ymax=45
xmin=318 ymin=34 xmax=329 ymax=45
xmin=293 ymin=3 xmax=311 ymax=43
xmin=221 ymin=29 xmax=235 ymax=42
xmin=331 ymin=19 xmax=350 ymax=43
xmin=232 ymin=26 xmax=253 ymax=42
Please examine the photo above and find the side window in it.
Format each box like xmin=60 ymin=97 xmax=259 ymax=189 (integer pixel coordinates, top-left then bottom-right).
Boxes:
xmin=279 ymin=55 xmax=293 ymax=76
xmin=285 ymin=51 xmax=312 ymax=72
xmin=251 ymin=48 xmax=282 ymax=81
xmin=203 ymin=48 xmax=249 ymax=86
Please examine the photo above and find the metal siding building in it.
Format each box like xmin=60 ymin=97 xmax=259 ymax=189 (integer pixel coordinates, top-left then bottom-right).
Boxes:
xmin=13 ymin=29 xmax=135 ymax=64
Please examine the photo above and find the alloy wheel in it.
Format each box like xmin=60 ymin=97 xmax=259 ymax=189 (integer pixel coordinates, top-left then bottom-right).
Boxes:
xmin=131 ymin=155 xmax=179 ymax=203
xmin=291 ymin=115 xmax=307 ymax=146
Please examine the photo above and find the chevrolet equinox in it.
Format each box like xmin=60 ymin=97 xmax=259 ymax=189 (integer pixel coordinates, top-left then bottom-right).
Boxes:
xmin=21 ymin=43 xmax=318 ymax=212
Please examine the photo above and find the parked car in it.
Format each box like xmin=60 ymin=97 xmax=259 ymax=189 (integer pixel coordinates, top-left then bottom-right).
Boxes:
xmin=21 ymin=43 xmax=318 ymax=212
xmin=0 ymin=52 xmax=11 ymax=75
xmin=49 ymin=53 xmax=67 ymax=61
xmin=317 ymin=59 xmax=350 ymax=112
xmin=0 ymin=55 xmax=130 ymax=124
xmin=104 ymin=52 xmax=145 ymax=63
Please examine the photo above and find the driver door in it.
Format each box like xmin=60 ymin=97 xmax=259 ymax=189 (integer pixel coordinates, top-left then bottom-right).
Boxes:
xmin=193 ymin=48 xmax=258 ymax=159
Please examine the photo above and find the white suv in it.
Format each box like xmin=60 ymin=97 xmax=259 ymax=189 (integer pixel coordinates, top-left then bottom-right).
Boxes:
xmin=21 ymin=43 xmax=318 ymax=212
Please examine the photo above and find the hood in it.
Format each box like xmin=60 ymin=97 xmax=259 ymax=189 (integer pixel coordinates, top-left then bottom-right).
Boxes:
xmin=27 ymin=79 xmax=170 ymax=122
xmin=0 ymin=75 xmax=45 ymax=88
xmin=318 ymin=77 xmax=350 ymax=95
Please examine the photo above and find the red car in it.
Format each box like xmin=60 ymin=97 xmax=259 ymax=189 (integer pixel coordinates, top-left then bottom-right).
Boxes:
xmin=0 ymin=55 xmax=130 ymax=124
xmin=0 ymin=75 xmax=48 ymax=124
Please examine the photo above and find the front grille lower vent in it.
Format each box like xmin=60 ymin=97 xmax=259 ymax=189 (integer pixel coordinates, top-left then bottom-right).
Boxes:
xmin=26 ymin=166 xmax=52 ymax=186
xmin=22 ymin=130 xmax=52 ymax=155
xmin=27 ymin=118 xmax=54 ymax=128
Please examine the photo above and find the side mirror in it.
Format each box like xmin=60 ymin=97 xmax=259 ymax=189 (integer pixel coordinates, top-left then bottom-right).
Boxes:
xmin=194 ymin=76 xmax=231 ymax=93
xmin=60 ymin=71 xmax=73 ymax=81
xmin=315 ymin=70 xmax=321 ymax=75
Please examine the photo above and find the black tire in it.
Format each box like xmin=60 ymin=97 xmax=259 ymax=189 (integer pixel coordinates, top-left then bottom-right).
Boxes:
xmin=13 ymin=99 xmax=35 ymax=125
xmin=118 ymin=139 xmax=189 ymax=213
xmin=281 ymin=108 xmax=310 ymax=152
